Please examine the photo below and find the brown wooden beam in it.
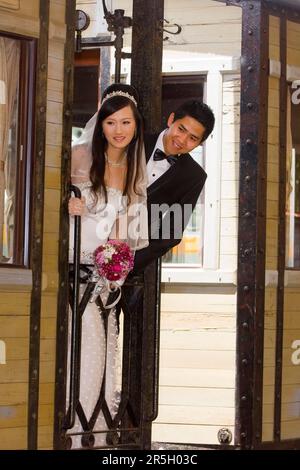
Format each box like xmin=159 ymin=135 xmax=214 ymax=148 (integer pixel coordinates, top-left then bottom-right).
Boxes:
xmin=131 ymin=0 xmax=164 ymax=133
xmin=236 ymin=0 xmax=269 ymax=450
xmin=28 ymin=0 xmax=50 ymax=450
xmin=130 ymin=0 xmax=164 ymax=450
xmin=53 ymin=0 xmax=76 ymax=450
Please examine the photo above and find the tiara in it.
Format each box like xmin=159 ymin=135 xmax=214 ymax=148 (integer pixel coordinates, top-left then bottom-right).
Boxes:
xmin=101 ymin=90 xmax=137 ymax=106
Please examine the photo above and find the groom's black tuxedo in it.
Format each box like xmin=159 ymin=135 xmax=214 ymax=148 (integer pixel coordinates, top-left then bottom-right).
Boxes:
xmin=134 ymin=133 xmax=207 ymax=271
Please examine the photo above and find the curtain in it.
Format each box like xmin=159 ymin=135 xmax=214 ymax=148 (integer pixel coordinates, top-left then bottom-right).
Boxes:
xmin=0 ymin=37 xmax=20 ymax=262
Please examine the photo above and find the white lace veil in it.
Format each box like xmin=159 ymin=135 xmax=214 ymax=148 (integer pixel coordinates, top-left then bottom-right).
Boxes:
xmin=71 ymin=113 xmax=97 ymax=184
xmin=71 ymin=100 xmax=148 ymax=252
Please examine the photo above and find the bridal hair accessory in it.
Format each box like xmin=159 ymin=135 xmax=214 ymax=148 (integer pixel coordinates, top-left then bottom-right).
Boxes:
xmin=89 ymin=240 xmax=134 ymax=308
xmin=101 ymin=90 xmax=138 ymax=107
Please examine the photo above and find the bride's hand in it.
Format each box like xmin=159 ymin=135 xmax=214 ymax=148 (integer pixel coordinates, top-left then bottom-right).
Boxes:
xmin=68 ymin=196 xmax=86 ymax=216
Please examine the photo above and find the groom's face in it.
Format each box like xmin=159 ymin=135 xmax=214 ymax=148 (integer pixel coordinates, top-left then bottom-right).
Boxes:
xmin=163 ymin=113 xmax=206 ymax=156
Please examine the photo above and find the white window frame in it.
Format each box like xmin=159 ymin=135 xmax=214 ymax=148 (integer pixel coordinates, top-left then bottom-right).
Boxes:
xmin=119 ymin=52 xmax=240 ymax=284
xmin=161 ymin=55 xmax=240 ymax=284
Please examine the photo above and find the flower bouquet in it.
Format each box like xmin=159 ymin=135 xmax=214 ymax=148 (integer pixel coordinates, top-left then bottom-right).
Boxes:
xmin=90 ymin=240 xmax=134 ymax=307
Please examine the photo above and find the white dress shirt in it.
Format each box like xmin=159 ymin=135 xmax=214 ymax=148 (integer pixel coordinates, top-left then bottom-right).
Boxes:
xmin=147 ymin=130 xmax=171 ymax=187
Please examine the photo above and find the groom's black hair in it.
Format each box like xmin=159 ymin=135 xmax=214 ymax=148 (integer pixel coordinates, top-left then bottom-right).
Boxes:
xmin=173 ymin=100 xmax=215 ymax=143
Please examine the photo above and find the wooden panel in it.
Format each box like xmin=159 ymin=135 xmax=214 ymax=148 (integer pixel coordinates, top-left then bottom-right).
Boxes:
xmin=3 ymin=338 xmax=29 ymax=360
xmin=39 ymin=383 xmax=55 ymax=405
xmin=41 ymin=294 xmax=59 ymax=318
xmin=281 ymin=383 xmax=300 ymax=404
xmin=287 ymin=47 xmax=300 ymax=67
xmin=0 ymin=0 xmax=19 ymax=9
xmin=0 ymin=427 xmax=27 ymax=449
xmin=40 ymin=317 xmax=57 ymax=339
xmin=161 ymin=311 xmax=235 ymax=330
xmin=44 ymin=189 xmax=61 ymax=212
xmin=262 ymin=423 xmax=273 ymax=442
xmin=0 ymin=1 xmax=39 ymax=37
xmin=0 ymin=293 xmax=31 ymax=315
xmin=0 ymin=383 xmax=27 ymax=405
xmin=43 ymin=211 xmax=60 ymax=234
xmin=159 ymin=368 xmax=235 ymax=388
xmin=44 ymin=167 xmax=61 ymax=190
xmin=156 ymin=405 xmax=234 ymax=426
xmin=160 ymin=330 xmax=235 ymax=350
xmin=47 ymin=79 xmax=64 ymax=104
xmin=0 ymin=360 xmax=29 ymax=383
xmin=46 ymin=101 xmax=63 ymax=126
xmin=269 ymin=87 xmax=280 ymax=108
xmin=0 ymin=404 xmax=27 ymax=428
xmin=48 ymin=57 xmax=64 ymax=81
xmin=152 ymin=422 xmax=234 ymax=446
xmin=39 ymin=361 xmax=55 ymax=383
xmin=46 ymin=122 xmax=63 ymax=147
xmin=41 ymin=271 xmax=59 ymax=291
xmin=38 ymin=425 xmax=54 ymax=449
xmin=159 ymin=385 xmax=235 ymax=407
xmin=45 ymin=144 xmax=62 ymax=168
xmin=42 ymin=234 xmax=58 ymax=257
xmin=160 ymin=349 xmax=235 ymax=370
xmin=0 ymin=316 xmax=29 ymax=337
xmin=281 ymin=420 xmax=300 ymax=439
xmin=161 ymin=292 xmax=236 ymax=312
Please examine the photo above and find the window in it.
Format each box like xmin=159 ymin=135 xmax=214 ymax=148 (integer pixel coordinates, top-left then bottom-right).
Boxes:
xmin=0 ymin=34 xmax=35 ymax=266
xmin=73 ymin=49 xmax=100 ymax=128
xmin=162 ymin=145 xmax=205 ymax=265
xmin=161 ymin=74 xmax=206 ymax=266
xmin=286 ymin=86 xmax=300 ymax=269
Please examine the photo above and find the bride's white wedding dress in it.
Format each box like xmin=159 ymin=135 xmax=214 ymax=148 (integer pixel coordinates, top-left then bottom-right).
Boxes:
xmin=67 ymin=182 xmax=125 ymax=449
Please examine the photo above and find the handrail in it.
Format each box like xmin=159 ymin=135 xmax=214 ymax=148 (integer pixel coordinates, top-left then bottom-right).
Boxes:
xmin=65 ymin=184 xmax=82 ymax=429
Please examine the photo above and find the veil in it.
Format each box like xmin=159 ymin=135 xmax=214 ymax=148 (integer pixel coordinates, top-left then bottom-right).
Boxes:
xmin=71 ymin=113 xmax=97 ymax=184
xmin=71 ymin=111 xmax=149 ymax=251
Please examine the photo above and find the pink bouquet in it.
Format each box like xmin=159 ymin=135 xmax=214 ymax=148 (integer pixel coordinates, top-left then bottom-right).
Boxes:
xmin=94 ymin=240 xmax=134 ymax=282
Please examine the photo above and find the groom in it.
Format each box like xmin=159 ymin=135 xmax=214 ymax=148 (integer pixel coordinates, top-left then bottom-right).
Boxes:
xmin=134 ymin=98 xmax=215 ymax=271
xmin=121 ymin=99 xmax=215 ymax=437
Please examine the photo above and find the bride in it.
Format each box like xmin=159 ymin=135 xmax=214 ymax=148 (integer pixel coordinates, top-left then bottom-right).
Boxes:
xmin=67 ymin=83 xmax=148 ymax=448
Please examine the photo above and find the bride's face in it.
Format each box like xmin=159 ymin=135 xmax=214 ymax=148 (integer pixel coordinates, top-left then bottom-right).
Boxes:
xmin=102 ymin=105 xmax=136 ymax=152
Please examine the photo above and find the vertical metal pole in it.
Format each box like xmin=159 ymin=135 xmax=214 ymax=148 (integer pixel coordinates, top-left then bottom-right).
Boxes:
xmin=28 ymin=0 xmax=50 ymax=450
xmin=54 ymin=0 xmax=76 ymax=449
xmin=131 ymin=0 xmax=164 ymax=133
xmin=130 ymin=0 xmax=164 ymax=449
xmin=236 ymin=0 xmax=269 ymax=449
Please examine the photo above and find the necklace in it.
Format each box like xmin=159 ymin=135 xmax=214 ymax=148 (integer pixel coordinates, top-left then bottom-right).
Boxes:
xmin=105 ymin=152 xmax=126 ymax=167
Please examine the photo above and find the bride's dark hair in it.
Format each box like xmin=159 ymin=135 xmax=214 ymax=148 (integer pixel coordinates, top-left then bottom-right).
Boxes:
xmin=90 ymin=83 xmax=144 ymax=204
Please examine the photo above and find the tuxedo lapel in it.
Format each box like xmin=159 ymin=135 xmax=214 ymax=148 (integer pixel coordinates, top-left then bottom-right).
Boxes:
xmin=147 ymin=157 xmax=179 ymax=195
xmin=144 ymin=133 xmax=159 ymax=163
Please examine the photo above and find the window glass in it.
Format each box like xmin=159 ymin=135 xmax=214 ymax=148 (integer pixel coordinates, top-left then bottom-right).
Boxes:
xmin=161 ymin=75 xmax=205 ymax=266
xmin=0 ymin=34 xmax=33 ymax=266
xmin=162 ymin=146 xmax=205 ymax=265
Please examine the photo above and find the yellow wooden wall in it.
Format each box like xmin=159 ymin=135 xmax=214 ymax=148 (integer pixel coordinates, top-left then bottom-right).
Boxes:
xmin=281 ymin=19 xmax=300 ymax=440
xmin=0 ymin=0 xmax=68 ymax=450
xmin=0 ymin=0 xmax=40 ymax=450
xmin=262 ymin=15 xmax=300 ymax=443
xmin=38 ymin=0 xmax=67 ymax=449
xmin=262 ymin=14 xmax=280 ymax=442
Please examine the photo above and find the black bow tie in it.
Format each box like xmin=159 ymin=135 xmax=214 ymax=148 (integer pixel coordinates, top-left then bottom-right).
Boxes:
xmin=153 ymin=148 xmax=178 ymax=166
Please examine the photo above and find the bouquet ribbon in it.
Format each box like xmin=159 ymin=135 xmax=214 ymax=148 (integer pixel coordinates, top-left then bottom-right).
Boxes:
xmin=89 ymin=271 xmax=123 ymax=309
